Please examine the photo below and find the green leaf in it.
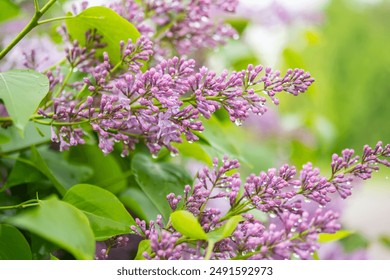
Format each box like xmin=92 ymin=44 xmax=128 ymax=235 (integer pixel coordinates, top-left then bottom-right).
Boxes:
xmin=318 ymin=230 xmax=353 ymax=243
xmin=0 ymin=0 xmax=20 ymax=23
xmin=176 ymin=141 xmax=212 ymax=165
xmin=67 ymin=145 xmax=127 ymax=194
xmin=0 ymin=224 xmax=32 ymax=260
xmin=135 ymin=239 xmax=151 ymax=260
xmin=0 ymin=70 xmax=49 ymax=135
xmin=379 ymin=235 xmax=390 ymax=250
xmin=207 ymin=215 xmax=244 ymax=243
xmin=29 ymin=146 xmax=67 ymax=196
xmin=50 ymin=254 xmax=59 ymax=260
xmin=131 ymin=153 xmax=193 ymax=220
xmin=30 ymin=233 xmax=58 ymax=260
xmin=63 ymin=184 xmax=135 ymax=241
xmin=0 ymin=132 xmax=10 ymax=145
xmin=2 ymin=160 xmax=45 ymax=190
xmin=0 ymin=122 xmax=51 ymax=154
xmin=119 ymin=187 xmax=160 ymax=222
xmin=201 ymin=116 xmax=251 ymax=167
xmin=6 ymin=197 xmax=95 ymax=260
xmin=340 ymin=232 xmax=369 ymax=253
xmin=38 ymin=148 xmax=92 ymax=191
xmin=66 ymin=6 xmax=140 ymax=64
xmin=170 ymin=210 xmax=208 ymax=240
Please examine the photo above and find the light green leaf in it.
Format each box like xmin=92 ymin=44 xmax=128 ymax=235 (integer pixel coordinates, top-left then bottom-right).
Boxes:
xmin=6 ymin=197 xmax=95 ymax=260
xmin=66 ymin=6 xmax=140 ymax=64
xmin=0 ymin=0 xmax=20 ymax=23
xmin=131 ymin=153 xmax=193 ymax=221
xmin=207 ymin=215 xmax=244 ymax=243
xmin=0 ymin=132 xmax=10 ymax=145
xmin=0 ymin=70 xmax=49 ymax=135
xmin=0 ymin=224 xmax=32 ymax=260
xmin=170 ymin=210 xmax=208 ymax=240
xmin=318 ymin=230 xmax=353 ymax=243
xmin=135 ymin=239 xmax=151 ymax=260
xmin=63 ymin=184 xmax=135 ymax=240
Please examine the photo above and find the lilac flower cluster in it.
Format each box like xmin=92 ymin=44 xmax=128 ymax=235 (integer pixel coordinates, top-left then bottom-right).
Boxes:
xmin=40 ymin=34 xmax=314 ymax=156
xmin=131 ymin=142 xmax=390 ymax=260
xmin=110 ymin=0 xmax=238 ymax=56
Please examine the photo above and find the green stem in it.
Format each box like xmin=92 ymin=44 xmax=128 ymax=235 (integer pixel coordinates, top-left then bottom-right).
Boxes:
xmin=54 ymin=66 xmax=74 ymax=97
xmin=0 ymin=0 xmax=58 ymax=60
xmin=37 ymin=15 xmax=75 ymax=25
xmin=0 ymin=199 xmax=40 ymax=210
xmin=204 ymin=240 xmax=215 ymax=260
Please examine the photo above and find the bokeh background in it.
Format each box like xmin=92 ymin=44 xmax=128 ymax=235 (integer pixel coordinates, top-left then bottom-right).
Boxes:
xmin=206 ymin=0 xmax=390 ymax=259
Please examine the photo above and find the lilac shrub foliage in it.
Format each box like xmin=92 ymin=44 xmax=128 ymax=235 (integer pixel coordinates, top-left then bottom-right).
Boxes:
xmin=1 ymin=0 xmax=389 ymax=260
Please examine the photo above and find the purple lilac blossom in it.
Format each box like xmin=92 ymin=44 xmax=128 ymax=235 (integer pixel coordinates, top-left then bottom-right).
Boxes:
xmin=109 ymin=0 xmax=238 ymax=57
xmin=130 ymin=142 xmax=390 ymax=260
xmin=40 ymin=35 xmax=314 ymax=155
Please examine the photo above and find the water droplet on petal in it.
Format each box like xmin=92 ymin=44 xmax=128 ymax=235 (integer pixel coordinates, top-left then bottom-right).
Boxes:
xmin=234 ymin=119 xmax=242 ymax=126
xmin=152 ymin=154 xmax=158 ymax=159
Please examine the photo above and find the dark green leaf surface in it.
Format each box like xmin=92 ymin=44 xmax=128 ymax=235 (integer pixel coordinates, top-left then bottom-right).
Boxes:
xmin=67 ymin=145 xmax=127 ymax=194
xmin=3 ymin=160 xmax=45 ymax=190
xmin=0 ymin=224 xmax=32 ymax=260
xmin=29 ymin=146 xmax=67 ymax=196
xmin=119 ymin=187 xmax=160 ymax=222
xmin=132 ymin=153 xmax=192 ymax=220
xmin=0 ymin=122 xmax=51 ymax=154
